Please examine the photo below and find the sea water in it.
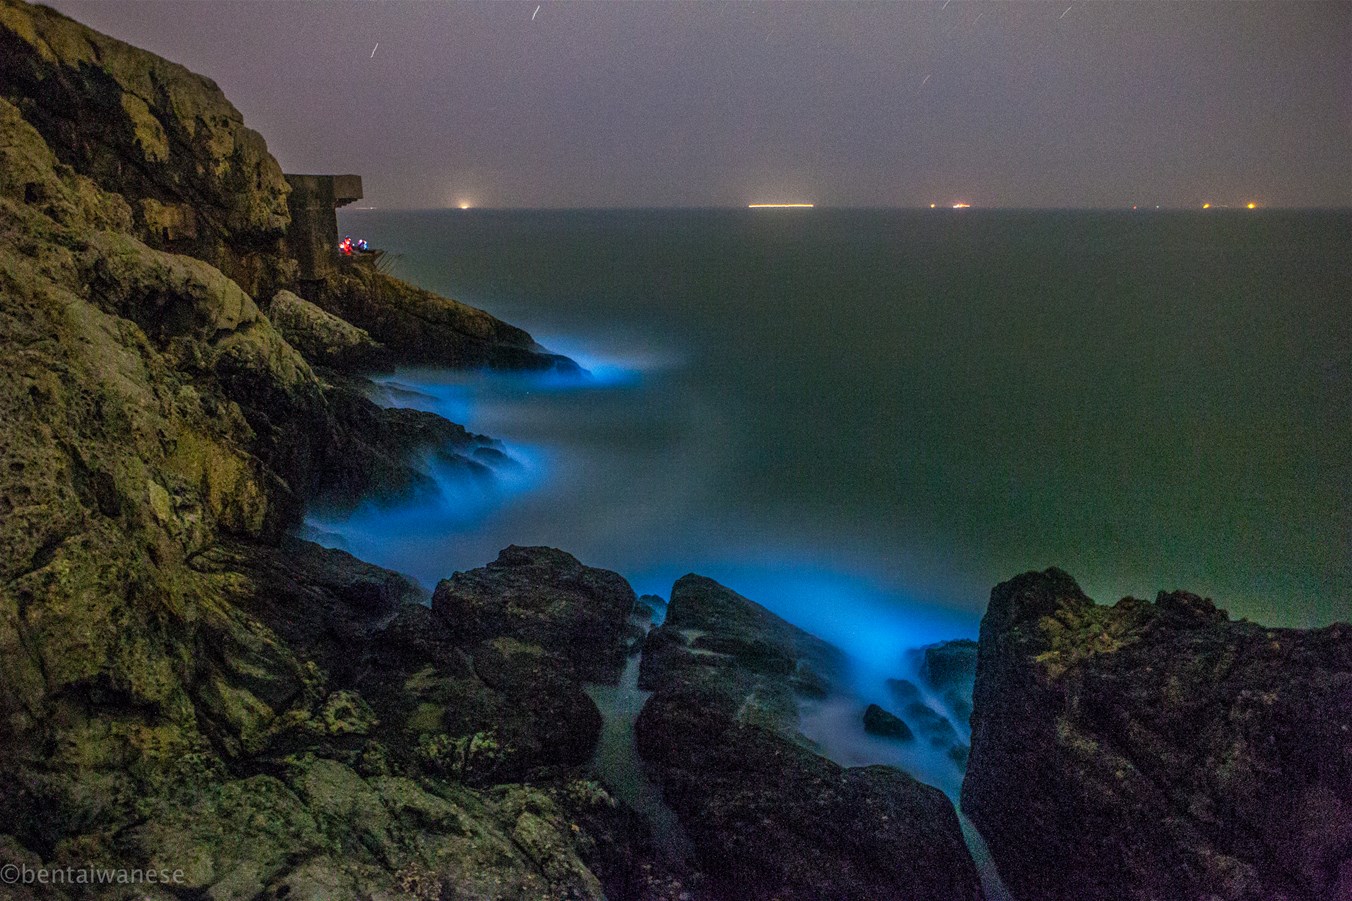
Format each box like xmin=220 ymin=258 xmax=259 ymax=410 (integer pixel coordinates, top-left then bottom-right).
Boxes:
xmin=306 ymin=208 xmax=1349 ymax=898
xmin=319 ymin=208 xmax=1352 ymax=635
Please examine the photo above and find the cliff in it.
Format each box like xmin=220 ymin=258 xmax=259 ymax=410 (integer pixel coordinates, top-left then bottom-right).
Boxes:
xmin=0 ymin=1 xmax=638 ymax=897
xmin=962 ymin=569 xmax=1352 ymax=901
xmin=0 ymin=0 xmax=572 ymax=372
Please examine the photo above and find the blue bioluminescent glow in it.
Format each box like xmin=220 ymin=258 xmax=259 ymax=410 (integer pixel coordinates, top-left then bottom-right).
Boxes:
xmin=302 ymin=357 xmax=982 ymax=810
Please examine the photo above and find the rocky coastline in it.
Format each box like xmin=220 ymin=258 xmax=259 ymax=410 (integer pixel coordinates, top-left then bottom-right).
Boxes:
xmin=1 ymin=3 xmax=1348 ymax=899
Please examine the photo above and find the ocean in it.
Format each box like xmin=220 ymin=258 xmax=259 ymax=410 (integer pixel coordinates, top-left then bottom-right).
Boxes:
xmin=313 ymin=208 xmax=1352 ymax=656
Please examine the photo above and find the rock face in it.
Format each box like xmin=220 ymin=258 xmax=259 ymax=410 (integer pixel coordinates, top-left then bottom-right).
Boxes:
xmin=962 ymin=568 xmax=1352 ymax=901
xmin=921 ymin=637 xmax=978 ymax=724
xmin=0 ymin=0 xmax=292 ymax=296
xmin=0 ymin=0 xmax=574 ymax=373
xmin=637 ymin=575 xmax=984 ymax=901
xmin=639 ymin=573 xmax=845 ymax=709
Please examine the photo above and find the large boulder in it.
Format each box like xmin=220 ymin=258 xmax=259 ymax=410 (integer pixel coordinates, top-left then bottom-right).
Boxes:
xmin=433 ymin=546 xmax=637 ymax=684
xmin=639 ymin=574 xmax=846 ymax=715
xmin=962 ymin=568 xmax=1352 ymax=901
xmin=863 ymin=703 xmax=914 ymax=740
xmin=636 ymin=576 xmax=983 ymax=901
xmin=266 ymin=288 xmax=382 ymax=369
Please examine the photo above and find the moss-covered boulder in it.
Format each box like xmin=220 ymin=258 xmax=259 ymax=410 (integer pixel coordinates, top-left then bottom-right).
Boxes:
xmin=267 ymin=288 xmax=382 ymax=369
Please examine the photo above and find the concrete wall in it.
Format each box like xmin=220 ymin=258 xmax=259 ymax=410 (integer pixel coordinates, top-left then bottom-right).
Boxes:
xmin=284 ymin=174 xmax=363 ymax=280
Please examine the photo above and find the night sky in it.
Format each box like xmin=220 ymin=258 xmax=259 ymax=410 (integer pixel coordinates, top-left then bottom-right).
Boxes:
xmin=46 ymin=1 xmax=1351 ymax=209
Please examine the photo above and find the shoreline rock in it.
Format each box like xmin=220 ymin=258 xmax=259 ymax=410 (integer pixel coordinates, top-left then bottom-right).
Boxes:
xmin=637 ymin=575 xmax=984 ymax=901
xmin=962 ymin=568 xmax=1352 ymax=901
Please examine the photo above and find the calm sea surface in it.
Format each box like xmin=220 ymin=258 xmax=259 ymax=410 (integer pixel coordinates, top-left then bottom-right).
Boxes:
xmin=319 ymin=209 xmax=1351 ymax=646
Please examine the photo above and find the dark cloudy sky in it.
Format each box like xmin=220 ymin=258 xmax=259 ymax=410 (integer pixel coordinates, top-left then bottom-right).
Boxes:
xmin=49 ymin=1 xmax=1352 ymax=209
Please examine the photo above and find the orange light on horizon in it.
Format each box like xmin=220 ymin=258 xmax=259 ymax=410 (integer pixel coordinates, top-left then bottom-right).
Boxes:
xmin=930 ymin=203 xmax=937 ymax=209
xmin=1247 ymin=202 xmax=1257 ymax=209
xmin=748 ymin=203 xmax=815 ymax=209
xmin=951 ymin=202 xmax=971 ymax=209
xmin=1202 ymin=203 xmax=1212 ymax=209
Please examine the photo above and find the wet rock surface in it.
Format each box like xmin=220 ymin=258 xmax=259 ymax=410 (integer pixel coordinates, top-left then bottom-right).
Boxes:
xmin=921 ymin=637 xmax=978 ymax=724
xmin=962 ymin=568 xmax=1352 ymax=901
xmin=863 ymin=703 xmax=914 ymax=740
xmin=637 ymin=576 xmax=984 ymax=901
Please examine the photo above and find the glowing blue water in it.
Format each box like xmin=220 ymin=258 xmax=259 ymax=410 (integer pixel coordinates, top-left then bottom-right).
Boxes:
xmin=304 ymin=364 xmax=976 ymax=657
xmin=337 ymin=208 xmax=1352 ymax=629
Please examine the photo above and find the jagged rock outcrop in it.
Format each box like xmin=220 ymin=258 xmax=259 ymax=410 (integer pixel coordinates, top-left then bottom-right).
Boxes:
xmin=962 ymin=568 xmax=1352 ymax=901
xmin=639 ymin=573 xmax=845 ymax=711
xmin=636 ymin=575 xmax=984 ymax=901
xmin=311 ymin=265 xmax=582 ymax=372
xmin=0 ymin=0 xmax=577 ymax=374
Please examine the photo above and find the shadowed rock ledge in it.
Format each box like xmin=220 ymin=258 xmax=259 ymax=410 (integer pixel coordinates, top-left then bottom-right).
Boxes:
xmin=962 ymin=568 xmax=1352 ymax=901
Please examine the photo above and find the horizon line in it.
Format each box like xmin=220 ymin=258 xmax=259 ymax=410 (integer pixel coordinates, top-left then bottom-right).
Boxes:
xmin=342 ymin=204 xmax=1352 ymax=213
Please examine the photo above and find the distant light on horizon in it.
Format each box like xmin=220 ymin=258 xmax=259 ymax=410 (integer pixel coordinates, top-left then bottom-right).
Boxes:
xmin=458 ymin=201 xmax=473 ymax=210
xmin=748 ymin=202 xmax=815 ymax=209
xmin=1247 ymin=202 xmax=1257 ymax=209
xmin=1203 ymin=202 xmax=1211 ymax=209
xmin=951 ymin=202 xmax=971 ymax=209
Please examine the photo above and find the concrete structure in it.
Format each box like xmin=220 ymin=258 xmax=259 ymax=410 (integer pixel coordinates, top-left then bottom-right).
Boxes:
xmin=284 ymin=174 xmax=363 ymax=280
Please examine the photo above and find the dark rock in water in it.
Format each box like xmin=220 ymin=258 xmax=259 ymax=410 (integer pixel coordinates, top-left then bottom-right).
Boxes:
xmin=640 ymin=574 xmax=847 ymax=711
xmin=919 ymin=639 xmax=978 ymax=727
xmin=432 ymin=545 xmax=637 ymax=683
xmin=921 ymin=638 xmax=978 ymax=691
xmin=886 ymin=677 xmax=923 ymax=705
xmin=962 ymin=568 xmax=1352 ymax=901
xmin=887 ymin=678 xmax=963 ymax=743
xmin=361 ymin=546 xmax=653 ymax=781
xmin=904 ymin=700 xmax=961 ymax=748
xmin=947 ymin=743 xmax=970 ymax=768
xmin=636 ymin=576 xmax=983 ymax=901
xmin=638 ymin=685 xmax=982 ymax=901
xmin=863 ymin=704 xmax=914 ymax=741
